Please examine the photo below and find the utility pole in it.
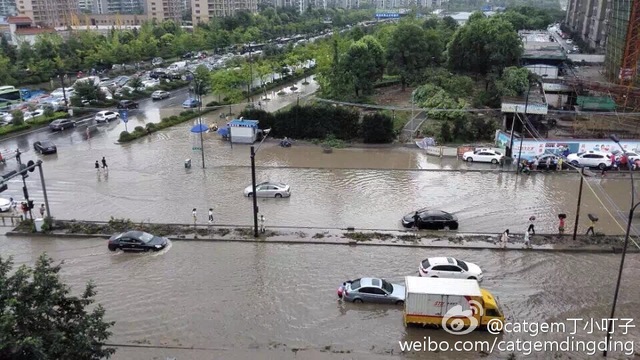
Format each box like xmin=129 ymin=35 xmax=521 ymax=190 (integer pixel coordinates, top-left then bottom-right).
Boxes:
xmin=572 ymin=167 xmax=584 ymax=240
xmin=516 ymin=83 xmax=532 ymax=174
xmin=250 ymin=146 xmax=259 ymax=237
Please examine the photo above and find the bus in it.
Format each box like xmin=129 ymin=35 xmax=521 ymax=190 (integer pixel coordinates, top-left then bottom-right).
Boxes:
xmin=0 ymin=86 xmax=22 ymax=109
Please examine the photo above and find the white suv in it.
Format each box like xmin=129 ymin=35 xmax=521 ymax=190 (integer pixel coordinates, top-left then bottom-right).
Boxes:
xmin=418 ymin=257 xmax=483 ymax=282
xmin=95 ymin=110 xmax=119 ymax=123
xmin=567 ymin=151 xmax=612 ymax=170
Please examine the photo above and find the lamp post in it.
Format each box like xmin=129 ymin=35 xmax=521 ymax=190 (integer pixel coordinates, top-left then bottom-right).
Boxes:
xmin=515 ymin=82 xmax=532 ymax=174
xmin=185 ymin=70 xmax=206 ymax=169
xmin=603 ymin=134 xmax=636 ymax=356
xmin=250 ymin=128 xmax=272 ymax=237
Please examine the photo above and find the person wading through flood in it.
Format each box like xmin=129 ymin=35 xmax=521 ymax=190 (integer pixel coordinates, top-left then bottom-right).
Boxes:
xmin=101 ymin=157 xmax=108 ymax=170
xmin=412 ymin=211 xmax=420 ymax=230
xmin=95 ymin=160 xmax=100 ymax=172
xmin=500 ymin=229 xmax=510 ymax=249
xmin=527 ymin=216 xmax=536 ymax=235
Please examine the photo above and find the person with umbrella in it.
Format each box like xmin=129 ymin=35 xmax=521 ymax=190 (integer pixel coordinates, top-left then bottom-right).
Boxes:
xmin=586 ymin=214 xmax=598 ymax=236
xmin=527 ymin=216 xmax=536 ymax=235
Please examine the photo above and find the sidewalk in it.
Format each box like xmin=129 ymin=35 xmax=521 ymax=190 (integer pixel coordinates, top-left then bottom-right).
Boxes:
xmin=6 ymin=220 xmax=630 ymax=253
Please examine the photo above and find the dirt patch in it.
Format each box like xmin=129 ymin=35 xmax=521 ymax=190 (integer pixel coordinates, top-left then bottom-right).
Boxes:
xmin=371 ymin=84 xmax=414 ymax=107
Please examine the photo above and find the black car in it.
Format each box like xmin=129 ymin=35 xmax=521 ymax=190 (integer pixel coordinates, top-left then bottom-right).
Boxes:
xmin=108 ymin=231 xmax=169 ymax=252
xmin=534 ymin=154 xmax=570 ymax=170
xmin=116 ymin=100 xmax=139 ymax=109
xmin=401 ymin=209 xmax=459 ymax=230
xmin=33 ymin=140 xmax=57 ymax=154
xmin=49 ymin=119 xmax=76 ymax=131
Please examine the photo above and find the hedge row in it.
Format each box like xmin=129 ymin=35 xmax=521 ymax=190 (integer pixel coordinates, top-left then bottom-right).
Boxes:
xmin=118 ymin=109 xmax=204 ymax=143
xmin=239 ymin=105 xmax=396 ymax=143
xmin=0 ymin=112 xmax=69 ymax=137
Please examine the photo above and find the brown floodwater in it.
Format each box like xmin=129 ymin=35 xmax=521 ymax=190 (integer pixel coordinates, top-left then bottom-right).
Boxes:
xmin=0 ymin=235 xmax=638 ymax=359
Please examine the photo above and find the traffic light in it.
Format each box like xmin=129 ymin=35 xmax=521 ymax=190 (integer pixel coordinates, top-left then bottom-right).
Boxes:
xmin=0 ymin=170 xmax=16 ymax=193
xmin=27 ymin=200 xmax=34 ymax=210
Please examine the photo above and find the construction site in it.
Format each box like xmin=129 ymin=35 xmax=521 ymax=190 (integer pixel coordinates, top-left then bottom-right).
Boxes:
xmin=558 ymin=0 xmax=640 ymax=140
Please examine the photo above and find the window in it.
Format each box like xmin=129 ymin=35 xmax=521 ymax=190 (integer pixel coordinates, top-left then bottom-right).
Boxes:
xmin=358 ymin=287 xmax=375 ymax=294
xmin=152 ymin=7 xmax=156 ymax=10
xmin=195 ymin=10 xmax=200 ymax=13
xmin=444 ymin=265 xmax=462 ymax=272
xmin=381 ymin=280 xmax=393 ymax=293
xmin=371 ymin=279 xmax=381 ymax=287
xmin=370 ymin=288 xmax=386 ymax=295
xmin=456 ymin=259 xmax=469 ymax=271
xmin=350 ymin=279 xmax=361 ymax=290
xmin=432 ymin=265 xmax=447 ymax=271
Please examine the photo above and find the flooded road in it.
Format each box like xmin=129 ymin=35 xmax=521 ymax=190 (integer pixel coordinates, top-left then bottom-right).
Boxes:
xmin=1 ymin=236 xmax=638 ymax=359
xmin=0 ymin=77 xmax=637 ymax=235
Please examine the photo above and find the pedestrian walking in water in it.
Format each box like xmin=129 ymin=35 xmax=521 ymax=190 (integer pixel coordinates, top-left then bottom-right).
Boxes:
xmin=101 ymin=157 xmax=108 ymax=170
xmin=586 ymin=219 xmax=595 ymax=235
xmin=20 ymin=202 xmax=28 ymax=220
xmin=39 ymin=204 xmax=45 ymax=218
xmin=545 ymin=156 xmax=552 ymax=172
xmin=192 ymin=208 xmax=197 ymax=226
xmin=208 ymin=208 xmax=214 ymax=224
xmin=527 ymin=216 xmax=536 ymax=235
xmin=95 ymin=160 xmax=100 ymax=172
xmin=259 ymin=214 xmax=266 ymax=233
xmin=500 ymin=229 xmax=510 ymax=249
xmin=9 ymin=197 xmax=16 ymax=215
xmin=557 ymin=157 xmax=563 ymax=171
xmin=412 ymin=211 xmax=420 ymax=230
xmin=558 ymin=216 xmax=566 ymax=235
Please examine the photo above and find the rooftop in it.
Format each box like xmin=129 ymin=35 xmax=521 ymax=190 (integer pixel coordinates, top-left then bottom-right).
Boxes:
xmin=229 ymin=119 xmax=258 ymax=127
xmin=7 ymin=16 xmax=32 ymax=25
xmin=575 ymin=96 xmax=617 ymax=111
xmin=15 ymin=28 xmax=55 ymax=35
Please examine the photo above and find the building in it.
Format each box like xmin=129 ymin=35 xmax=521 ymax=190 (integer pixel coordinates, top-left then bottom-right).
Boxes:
xmin=0 ymin=0 xmax=17 ymax=16
xmin=564 ymin=0 xmax=610 ymax=51
xmin=603 ymin=0 xmax=634 ymax=82
xmin=191 ymin=0 xmax=257 ymax=23
xmin=105 ymin=0 xmax=144 ymax=14
xmin=16 ymin=0 xmax=77 ymax=27
xmin=5 ymin=16 xmax=55 ymax=44
xmin=147 ymin=0 xmax=184 ymax=23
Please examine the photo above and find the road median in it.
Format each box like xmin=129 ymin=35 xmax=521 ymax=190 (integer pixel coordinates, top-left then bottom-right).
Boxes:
xmin=5 ymin=218 xmax=632 ymax=253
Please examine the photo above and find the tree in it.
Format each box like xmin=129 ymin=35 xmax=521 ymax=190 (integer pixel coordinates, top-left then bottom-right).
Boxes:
xmin=10 ymin=110 xmax=24 ymax=126
xmin=447 ymin=17 xmax=523 ymax=77
xmin=386 ymin=22 xmax=442 ymax=90
xmin=496 ymin=66 xmax=531 ymax=97
xmin=361 ymin=112 xmax=394 ymax=143
xmin=128 ymin=76 xmax=144 ymax=92
xmin=72 ymin=80 xmax=106 ymax=105
xmin=0 ymin=254 xmax=115 ymax=359
xmin=340 ymin=36 xmax=384 ymax=97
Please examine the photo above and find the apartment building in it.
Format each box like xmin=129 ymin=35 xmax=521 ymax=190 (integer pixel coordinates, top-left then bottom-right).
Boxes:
xmin=0 ymin=0 xmax=17 ymax=16
xmin=565 ymin=0 xmax=610 ymax=51
xmin=191 ymin=0 xmax=257 ymax=23
xmin=16 ymin=0 xmax=78 ymax=27
xmin=147 ymin=0 xmax=184 ymax=23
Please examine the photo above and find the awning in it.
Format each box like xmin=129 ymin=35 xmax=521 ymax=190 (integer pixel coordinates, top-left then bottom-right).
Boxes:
xmin=190 ymin=123 xmax=209 ymax=133
xmin=217 ymin=127 xmax=229 ymax=136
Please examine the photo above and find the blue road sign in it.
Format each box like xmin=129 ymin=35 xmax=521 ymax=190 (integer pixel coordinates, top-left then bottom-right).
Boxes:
xmin=375 ymin=13 xmax=400 ymax=19
xmin=119 ymin=109 xmax=128 ymax=123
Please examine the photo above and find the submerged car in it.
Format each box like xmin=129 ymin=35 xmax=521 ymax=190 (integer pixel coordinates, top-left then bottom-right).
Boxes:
xmin=49 ymin=119 xmax=76 ymax=131
xmin=243 ymin=181 xmax=291 ymax=198
xmin=33 ymin=140 xmax=57 ymax=154
xmin=107 ymin=231 xmax=169 ymax=252
xmin=418 ymin=257 xmax=483 ymax=281
xmin=401 ymin=208 xmax=459 ymax=230
xmin=95 ymin=110 xmax=119 ymax=123
xmin=116 ymin=99 xmax=139 ymax=109
xmin=182 ymin=98 xmax=201 ymax=108
xmin=337 ymin=277 xmax=405 ymax=304
xmin=534 ymin=154 xmax=570 ymax=170
xmin=151 ymin=90 xmax=170 ymax=100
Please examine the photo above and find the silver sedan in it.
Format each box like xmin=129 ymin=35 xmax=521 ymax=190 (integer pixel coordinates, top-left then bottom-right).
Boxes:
xmin=337 ymin=277 xmax=405 ymax=305
xmin=243 ymin=182 xmax=291 ymax=198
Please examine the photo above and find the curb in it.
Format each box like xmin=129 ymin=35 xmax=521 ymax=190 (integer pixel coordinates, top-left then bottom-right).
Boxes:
xmin=6 ymin=231 xmax=633 ymax=253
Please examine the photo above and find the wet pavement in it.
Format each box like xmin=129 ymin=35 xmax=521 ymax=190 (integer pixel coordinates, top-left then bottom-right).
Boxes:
xmin=0 ymin=234 xmax=638 ymax=359
xmin=0 ymin=77 xmax=637 ymax=236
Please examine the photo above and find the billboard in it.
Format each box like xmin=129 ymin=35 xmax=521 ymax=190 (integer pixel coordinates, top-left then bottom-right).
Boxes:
xmin=495 ymin=131 xmax=640 ymax=160
xmin=375 ymin=12 xmax=400 ymax=18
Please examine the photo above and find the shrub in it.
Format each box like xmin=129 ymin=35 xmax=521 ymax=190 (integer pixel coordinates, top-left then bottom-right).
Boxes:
xmin=133 ymin=126 xmax=145 ymax=133
xmin=179 ymin=110 xmax=195 ymax=117
xmin=145 ymin=123 xmax=157 ymax=132
xmin=361 ymin=113 xmax=394 ymax=143
xmin=10 ymin=110 xmax=24 ymax=126
xmin=118 ymin=131 xmax=132 ymax=142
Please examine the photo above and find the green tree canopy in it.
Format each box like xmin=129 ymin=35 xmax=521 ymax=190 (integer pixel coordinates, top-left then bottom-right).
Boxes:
xmin=0 ymin=254 xmax=115 ymax=360
xmin=447 ymin=16 xmax=523 ymax=76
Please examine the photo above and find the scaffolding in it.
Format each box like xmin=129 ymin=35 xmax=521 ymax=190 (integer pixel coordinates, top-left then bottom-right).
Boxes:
xmin=604 ymin=0 xmax=632 ymax=82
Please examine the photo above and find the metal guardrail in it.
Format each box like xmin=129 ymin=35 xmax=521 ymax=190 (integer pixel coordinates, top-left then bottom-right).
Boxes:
xmin=0 ymin=215 xmax=23 ymax=227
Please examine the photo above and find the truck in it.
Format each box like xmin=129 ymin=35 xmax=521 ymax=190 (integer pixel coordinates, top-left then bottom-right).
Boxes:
xmin=403 ymin=276 xmax=504 ymax=331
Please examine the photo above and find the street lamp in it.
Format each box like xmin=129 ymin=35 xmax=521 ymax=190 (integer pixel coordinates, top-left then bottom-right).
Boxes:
xmin=603 ymin=133 xmax=637 ymax=356
xmin=250 ymin=128 xmax=272 ymax=237
xmin=185 ymin=70 xmax=206 ymax=169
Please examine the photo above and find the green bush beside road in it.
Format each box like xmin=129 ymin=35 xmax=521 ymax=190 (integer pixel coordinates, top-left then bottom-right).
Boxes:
xmin=0 ymin=112 xmax=69 ymax=137
xmin=118 ymin=109 xmax=203 ymax=143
